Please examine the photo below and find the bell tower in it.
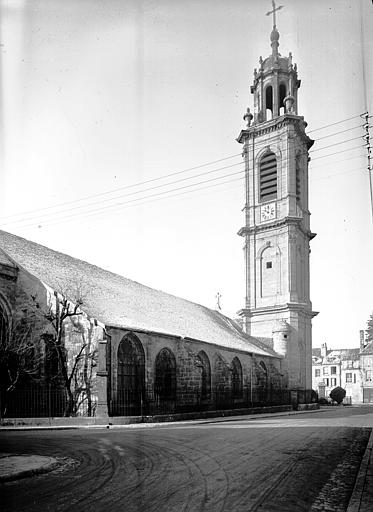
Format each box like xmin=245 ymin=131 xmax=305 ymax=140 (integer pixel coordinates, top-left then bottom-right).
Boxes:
xmin=237 ymin=4 xmax=317 ymax=400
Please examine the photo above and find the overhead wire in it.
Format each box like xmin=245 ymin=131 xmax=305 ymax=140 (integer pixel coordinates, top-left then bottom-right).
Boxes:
xmin=1 ymin=113 xmax=366 ymax=223
xmin=2 ymin=139 xmax=366 ymax=229
xmin=1 ymin=114 xmax=368 ymax=230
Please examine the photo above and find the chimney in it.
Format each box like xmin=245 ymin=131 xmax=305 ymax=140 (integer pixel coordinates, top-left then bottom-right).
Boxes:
xmin=321 ymin=342 xmax=327 ymax=358
xmin=360 ymin=330 xmax=366 ymax=351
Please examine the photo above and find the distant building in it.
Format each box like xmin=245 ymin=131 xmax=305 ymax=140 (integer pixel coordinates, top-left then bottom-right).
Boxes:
xmin=312 ymin=337 xmax=373 ymax=403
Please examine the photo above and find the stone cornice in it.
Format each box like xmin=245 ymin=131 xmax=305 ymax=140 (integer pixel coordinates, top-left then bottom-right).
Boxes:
xmin=237 ymin=114 xmax=314 ymax=149
xmin=238 ymin=304 xmax=318 ymax=318
xmin=238 ymin=216 xmax=316 ymax=240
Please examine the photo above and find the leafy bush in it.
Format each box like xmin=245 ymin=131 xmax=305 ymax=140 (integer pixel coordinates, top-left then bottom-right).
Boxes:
xmin=329 ymin=386 xmax=346 ymax=404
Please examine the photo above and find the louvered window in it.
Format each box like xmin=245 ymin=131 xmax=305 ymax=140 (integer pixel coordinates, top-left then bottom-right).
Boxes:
xmin=259 ymin=152 xmax=277 ymax=202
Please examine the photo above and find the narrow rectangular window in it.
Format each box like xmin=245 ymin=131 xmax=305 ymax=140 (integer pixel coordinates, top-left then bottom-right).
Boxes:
xmin=315 ymin=369 xmax=320 ymax=377
xmin=324 ymin=378 xmax=329 ymax=386
xmin=323 ymin=367 xmax=329 ymax=376
xmin=331 ymin=378 xmax=336 ymax=387
xmin=346 ymin=373 xmax=352 ymax=383
xmin=353 ymin=374 xmax=356 ymax=383
xmin=331 ymin=366 xmax=337 ymax=375
xmin=260 ymin=152 xmax=277 ymax=202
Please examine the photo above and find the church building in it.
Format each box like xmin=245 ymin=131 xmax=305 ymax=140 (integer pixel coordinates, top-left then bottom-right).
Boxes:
xmin=0 ymin=9 xmax=316 ymax=418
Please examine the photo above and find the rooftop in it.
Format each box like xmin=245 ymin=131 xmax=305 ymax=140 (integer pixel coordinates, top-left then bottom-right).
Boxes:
xmin=0 ymin=230 xmax=277 ymax=358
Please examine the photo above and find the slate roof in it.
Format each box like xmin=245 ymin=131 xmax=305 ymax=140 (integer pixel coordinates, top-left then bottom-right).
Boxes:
xmin=361 ymin=341 xmax=373 ymax=355
xmin=312 ymin=347 xmax=360 ymax=361
xmin=0 ymin=230 xmax=277 ymax=358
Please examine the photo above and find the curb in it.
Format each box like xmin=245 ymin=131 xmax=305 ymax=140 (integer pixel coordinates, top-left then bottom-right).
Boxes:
xmin=0 ymin=407 xmax=325 ymax=431
xmin=346 ymin=428 xmax=373 ymax=512
xmin=0 ymin=456 xmax=60 ymax=483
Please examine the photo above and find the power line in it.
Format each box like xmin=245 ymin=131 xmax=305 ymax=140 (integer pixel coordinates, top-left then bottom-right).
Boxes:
xmin=1 ymin=113 xmax=367 ymax=222
xmin=0 ymin=138 xmax=365 ymax=229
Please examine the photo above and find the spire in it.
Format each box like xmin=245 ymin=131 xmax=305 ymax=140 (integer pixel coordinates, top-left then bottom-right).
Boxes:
xmin=266 ymin=1 xmax=283 ymax=57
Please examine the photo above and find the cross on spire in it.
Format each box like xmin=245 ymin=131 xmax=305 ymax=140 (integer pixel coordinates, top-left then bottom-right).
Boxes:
xmin=266 ymin=0 xmax=284 ymax=28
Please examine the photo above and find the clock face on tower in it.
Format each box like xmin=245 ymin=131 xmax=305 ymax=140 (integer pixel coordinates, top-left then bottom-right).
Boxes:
xmin=260 ymin=202 xmax=276 ymax=222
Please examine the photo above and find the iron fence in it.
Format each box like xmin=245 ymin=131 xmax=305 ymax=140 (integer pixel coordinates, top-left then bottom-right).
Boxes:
xmin=0 ymin=387 xmax=98 ymax=418
xmin=109 ymin=387 xmax=292 ymax=417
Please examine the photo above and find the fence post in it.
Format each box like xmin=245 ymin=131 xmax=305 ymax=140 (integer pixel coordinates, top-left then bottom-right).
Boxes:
xmin=96 ymin=339 xmax=109 ymax=418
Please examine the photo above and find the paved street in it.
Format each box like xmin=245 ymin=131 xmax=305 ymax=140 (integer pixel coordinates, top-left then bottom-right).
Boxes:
xmin=1 ymin=406 xmax=373 ymax=512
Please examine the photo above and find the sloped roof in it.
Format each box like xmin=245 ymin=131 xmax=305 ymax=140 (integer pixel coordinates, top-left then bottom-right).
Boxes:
xmin=361 ymin=341 xmax=373 ymax=355
xmin=312 ymin=347 xmax=360 ymax=362
xmin=0 ymin=230 xmax=277 ymax=358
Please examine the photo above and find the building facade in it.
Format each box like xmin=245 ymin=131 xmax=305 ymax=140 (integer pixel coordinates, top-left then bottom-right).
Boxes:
xmin=312 ymin=339 xmax=373 ymax=403
xmin=237 ymin=18 xmax=317 ymax=402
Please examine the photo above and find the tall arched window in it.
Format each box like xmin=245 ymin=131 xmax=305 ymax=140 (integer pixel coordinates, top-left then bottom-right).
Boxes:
xmin=117 ymin=334 xmax=145 ymax=408
xmin=197 ymin=350 xmax=211 ymax=400
xmin=232 ymin=357 xmax=243 ymax=398
xmin=155 ymin=348 xmax=176 ymax=400
xmin=265 ymin=85 xmax=273 ymax=120
xmin=0 ymin=303 xmax=8 ymax=346
xmin=279 ymin=83 xmax=287 ymax=116
xmin=259 ymin=152 xmax=277 ymax=202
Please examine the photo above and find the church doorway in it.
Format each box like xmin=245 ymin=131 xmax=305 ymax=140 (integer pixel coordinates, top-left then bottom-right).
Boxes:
xmin=115 ymin=334 xmax=145 ymax=416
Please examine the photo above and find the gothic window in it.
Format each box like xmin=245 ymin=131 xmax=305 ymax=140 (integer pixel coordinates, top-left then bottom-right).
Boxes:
xmin=155 ymin=348 xmax=176 ymax=400
xmin=265 ymin=85 xmax=273 ymax=120
xmin=231 ymin=357 xmax=243 ymax=398
xmin=117 ymin=334 xmax=145 ymax=394
xmin=259 ymin=152 xmax=277 ymax=202
xmin=0 ymin=303 xmax=8 ymax=346
xmin=197 ymin=350 xmax=211 ymax=400
xmin=279 ymin=83 xmax=287 ymax=115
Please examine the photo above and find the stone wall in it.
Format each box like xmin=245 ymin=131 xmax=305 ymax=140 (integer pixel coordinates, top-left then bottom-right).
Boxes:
xmin=108 ymin=327 xmax=286 ymax=413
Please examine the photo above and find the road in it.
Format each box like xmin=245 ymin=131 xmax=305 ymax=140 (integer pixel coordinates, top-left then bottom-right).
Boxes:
xmin=1 ymin=406 xmax=373 ymax=512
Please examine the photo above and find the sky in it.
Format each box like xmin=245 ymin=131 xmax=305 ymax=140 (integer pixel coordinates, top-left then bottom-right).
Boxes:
xmin=0 ymin=0 xmax=372 ymax=349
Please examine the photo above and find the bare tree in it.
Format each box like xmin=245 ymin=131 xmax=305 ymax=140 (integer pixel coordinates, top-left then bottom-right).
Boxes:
xmin=0 ymin=310 xmax=43 ymax=416
xmin=35 ymin=288 xmax=98 ymax=417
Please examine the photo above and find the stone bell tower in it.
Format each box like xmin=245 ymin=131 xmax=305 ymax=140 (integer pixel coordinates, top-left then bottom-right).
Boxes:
xmin=237 ymin=5 xmax=318 ymax=401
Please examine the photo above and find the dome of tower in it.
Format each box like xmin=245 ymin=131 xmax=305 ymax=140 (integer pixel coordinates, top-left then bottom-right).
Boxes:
xmin=272 ymin=319 xmax=290 ymax=333
xmin=262 ymin=54 xmax=291 ymax=72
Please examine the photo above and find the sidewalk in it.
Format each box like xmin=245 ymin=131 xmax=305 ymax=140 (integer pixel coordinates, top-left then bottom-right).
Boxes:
xmin=347 ymin=429 xmax=373 ymax=512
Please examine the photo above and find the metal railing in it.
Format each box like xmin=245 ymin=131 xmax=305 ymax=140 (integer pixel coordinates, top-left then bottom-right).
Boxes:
xmin=0 ymin=387 xmax=98 ymax=418
xmin=109 ymin=387 xmax=292 ymax=417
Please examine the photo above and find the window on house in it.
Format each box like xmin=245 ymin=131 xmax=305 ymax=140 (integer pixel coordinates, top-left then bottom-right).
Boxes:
xmin=315 ymin=369 xmax=320 ymax=377
xmin=331 ymin=366 xmax=337 ymax=375
xmin=324 ymin=378 xmax=329 ymax=386
xmin=366 ymin=371 xmax=372 ymax=382
xmin=354 ymin=374 xmax=356 ymax=383
xmin=259 ymin=152 xmax=277 ymax=202
xmin=266 ymin=261 xmax=272 ymax=269
xmin=323 ymin=367 xmax=329 ymax=376
xmin=346 ymin=373 xmax=352 ymax=383
xmin=331 ymin=378 xmax=336 ymax=387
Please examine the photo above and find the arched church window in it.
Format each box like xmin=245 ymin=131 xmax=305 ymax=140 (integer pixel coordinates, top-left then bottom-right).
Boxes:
xmin=155 ymin=348 xmax=176 ymax=400
xmin=259 ymin=152 xmax=277 ymax=202
xmin=117 ymin=334 xmax=145 ymax=408
xmin=265 ymin=85 xmax=273 ymax=120
xmin=197 ymin=350 xmax=211 ymax=400
xmin=231 ymin=357 xmax=243 ymax=398
xmin=279 ymin=83 xmax=287 ymax=116
xmin=0 ymin=303 xmax=8 ymax=346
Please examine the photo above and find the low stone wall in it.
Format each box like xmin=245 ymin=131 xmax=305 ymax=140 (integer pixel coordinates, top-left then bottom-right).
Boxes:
xmin=297 ymin=403 xmax=320 ymax=411
xmin=1 ymin=404 xmax=293 ymax=427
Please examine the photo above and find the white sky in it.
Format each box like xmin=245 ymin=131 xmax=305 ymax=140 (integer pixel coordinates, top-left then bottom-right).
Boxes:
xmin=0 ymin=0 xmax=372 ymax=349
